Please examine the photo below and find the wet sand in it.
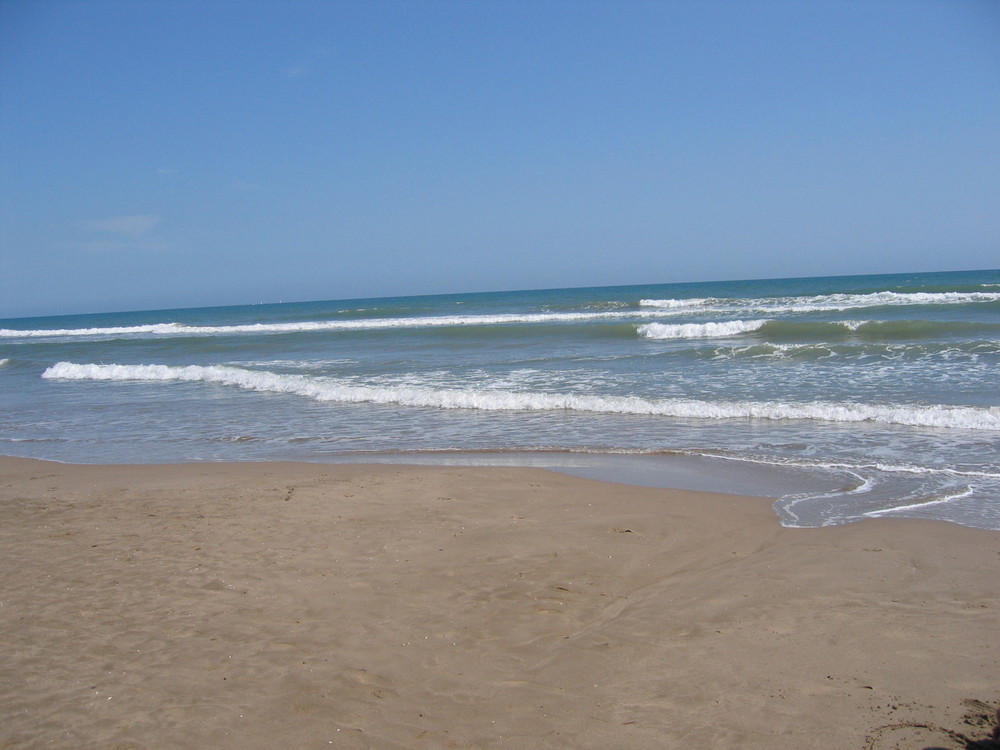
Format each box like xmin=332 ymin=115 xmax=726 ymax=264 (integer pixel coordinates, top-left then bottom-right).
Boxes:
xmin=1 ymin=456 xmax=997 ymax=749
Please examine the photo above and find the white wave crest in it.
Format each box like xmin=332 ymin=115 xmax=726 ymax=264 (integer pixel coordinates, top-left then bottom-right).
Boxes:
xmin=641 ymin=290 xmax=1000 ymax=315
xmin=42 ymin=362 xmax=1000 ymax=430
xmin=2 ymin=309 xmax=665 ymax=339
xmin=862 ymin=487 xmax=976 ymax=517
xmin=7 ymin=289 xmax=997 ymax=341
xmin=638 ymin=320 xmax=767 ymax=339
xmin=0 ymin=323 xmax=190 ymax=338
xmin=639 ymin=297 xmax=712 ymax=309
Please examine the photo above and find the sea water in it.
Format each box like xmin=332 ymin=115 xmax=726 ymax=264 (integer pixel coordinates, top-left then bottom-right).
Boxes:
xmin=2 ymin=269 xmax=998 ymax=529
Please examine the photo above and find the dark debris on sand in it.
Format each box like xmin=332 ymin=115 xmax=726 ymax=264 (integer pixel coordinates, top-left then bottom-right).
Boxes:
xmin=863 ymin=700 xmax=1000 ymax=750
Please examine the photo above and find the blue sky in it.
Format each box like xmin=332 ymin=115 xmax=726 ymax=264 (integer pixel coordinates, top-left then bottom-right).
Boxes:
xmin=1 ymin=0 xmax=998 ymax=317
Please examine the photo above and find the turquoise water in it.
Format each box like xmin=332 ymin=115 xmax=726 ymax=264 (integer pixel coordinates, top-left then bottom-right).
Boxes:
xmin=2 ymin=269 xmax=999 ymax=528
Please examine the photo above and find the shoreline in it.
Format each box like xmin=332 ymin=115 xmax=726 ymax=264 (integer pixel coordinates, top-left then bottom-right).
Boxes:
xmin=2 ymin=456 xmax=998 ymax=748
xmin=0 ymin=448 xmax=852 ymax=527
xmin=8 ymin=447 xmax=995 ymax=531
xmin=283 ymin=449 xmax=843 ymax=500
xmin=0 ymin=447 xmax=833 ymax=495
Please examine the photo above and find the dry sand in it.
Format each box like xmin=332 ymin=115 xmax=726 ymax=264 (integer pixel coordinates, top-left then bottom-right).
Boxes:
xmin=1 ymin=456 xmax=997 ymax=749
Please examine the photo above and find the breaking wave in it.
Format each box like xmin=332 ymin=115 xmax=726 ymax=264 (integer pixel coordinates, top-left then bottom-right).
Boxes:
xmin=640 ymin=290 xmax=1000 ymax=314
xmin=6 ymin=290 xmax=999 ymax=342
xmin=639 ymin=318 xmax=1000 ymax=341
xmin=638 ymin=320 xmax=767 ymax=339
xmin=42 ymin=362 xmax=1000 ymax=430
xmin=1 ymin=310 xmax=663 ymax=339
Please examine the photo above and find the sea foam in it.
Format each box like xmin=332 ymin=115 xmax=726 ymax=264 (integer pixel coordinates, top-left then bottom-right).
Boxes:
xmin=641 ymin=290 xmax=1000 ymax=315
xmin=861 ymin=487 xmax=976 ymax=517
xmin=2 ymin=310 xmax=668 ymax=339
xmin=42 ymin=362 xmax=1000 ymax=431
xmin=638 ymin=320 xmax=767 ymax=339
xmin=8 ymin=290 xmax=999 ymax=341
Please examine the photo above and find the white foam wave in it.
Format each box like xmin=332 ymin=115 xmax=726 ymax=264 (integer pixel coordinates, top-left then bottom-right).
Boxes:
xmin=638 ymin=320 xmax=767 ymax=339
xmin=863 ymin=462 xmax=1000 ymax=480
xmin=641 ymin=290 xmax=1000 ymax=314
xmin=9 ymin=290 xmax=996 ymax=341
xmin=2 ymin=309 xmax=671 ymax=339
xmin=0 ymin=323 xmax=191 ymax=338
xmin=638 ymin=297 xmax=712 ymax=309
xmin=0 ymin=358 xmax=9 ymax=367
xmin=862 ymin=487 xmax=976 ymax=517
xmin=808 ymin=291 xmax=1000 ymax=307
xmin=690 ymin=451 xmax=1000 ymax=482
xmin=42 ymin=362 xmax=1000 ymax=430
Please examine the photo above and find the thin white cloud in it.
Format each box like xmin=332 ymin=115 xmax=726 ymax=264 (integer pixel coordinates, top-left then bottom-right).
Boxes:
xmin=284 ymin=48 xmax=333 ymax=78
xmin=86 ymin=214 xmax=161 ymax=237
xmin=75 ymin=237 xmax=170 ymax=254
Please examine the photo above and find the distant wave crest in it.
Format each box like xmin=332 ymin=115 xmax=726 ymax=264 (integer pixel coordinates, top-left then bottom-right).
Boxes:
xmin=0 ymin=323 xmax=190 ymax=338
xmin=2 ymin=310 xmax=651 ymax=339
xmin=42 ymin=362 xmax=1000 ymax=431
xmin=8 ymin=289 xmax=999 ymax=341
xmin=641 ymin=290 xmax=1000 ymax=314
xmin=639 ymin=318 xmax=1000 ymax=341
xmin=638 ymin=320 xmax=768 ymax=339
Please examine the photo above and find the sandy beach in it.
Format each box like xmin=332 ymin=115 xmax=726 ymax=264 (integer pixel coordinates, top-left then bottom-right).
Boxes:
xmin=1 ymin=456 xmax=997 ymax=749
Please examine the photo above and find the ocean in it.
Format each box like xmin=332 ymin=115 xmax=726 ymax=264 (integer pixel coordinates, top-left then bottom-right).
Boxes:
xmin=2 ymin=269 xmax=999 ymax=530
